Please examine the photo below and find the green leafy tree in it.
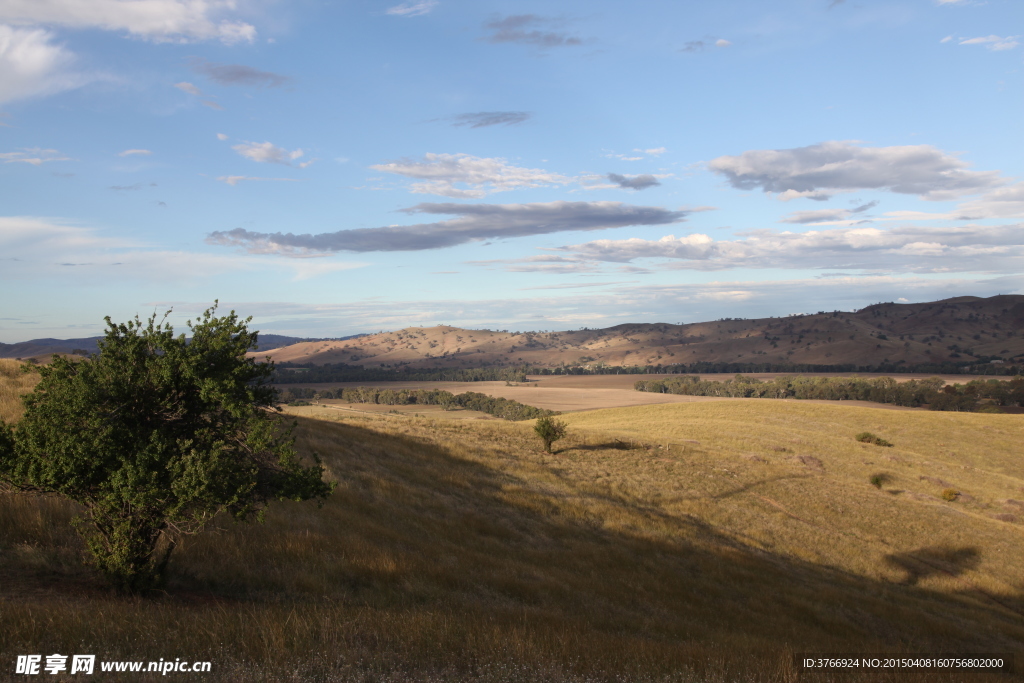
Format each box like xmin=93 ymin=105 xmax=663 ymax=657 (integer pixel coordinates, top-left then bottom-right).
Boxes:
xmin=0 ymin=306 xmax=333 ymax=592
xmin=534 ymin=416 xmax=567 ymax=453
xmin=0 ymin=423 xmax=12 ymax=470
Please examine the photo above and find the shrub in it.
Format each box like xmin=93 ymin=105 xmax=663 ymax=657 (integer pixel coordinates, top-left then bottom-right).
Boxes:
xmin=855 ymin=432 xmax=893 ymax=447
xmin=534 ymin=416 xmax=568 ymax=453
xmin=869 ymin=473 xmax=891 ymax=489
xmin=941 ymin=488 xmax=960 ymax=502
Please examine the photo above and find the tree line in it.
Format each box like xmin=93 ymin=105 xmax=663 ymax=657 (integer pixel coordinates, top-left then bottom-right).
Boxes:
xmin=285 ymin=386 xmax=555 ymax=421
xmin=274 ymin=364 xmax=529 ymax=383
xmin=532 ymin=360 xmax=1022 ymax=376
xmin=633 ymin=375 xmax=1024 ymax=412
xmin=274 ymin=359 xmax=1021 ymax=383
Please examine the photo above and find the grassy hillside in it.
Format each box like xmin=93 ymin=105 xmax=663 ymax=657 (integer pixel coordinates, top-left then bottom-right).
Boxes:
xmin=253 ymin=294 xmax=1024 ymax=370
xmin=0 ymin=359 xmax=38 ymax=423
xmin=559 ymin=402 xmax=1024 ymax=593
xmin=2 ymin=378 xmax=1022 ymax=680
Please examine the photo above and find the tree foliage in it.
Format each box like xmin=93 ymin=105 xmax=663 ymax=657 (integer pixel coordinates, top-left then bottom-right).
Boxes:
xmin=0 ymin=306 xmax=333 ymax=591
xmin=635 ymin=374 xmax=1024 ymax=412
xmin=534 ymin=417 xmax=567 ymax=453
xmin=0 ymin=422 xmax=12 ymax=467
xmin=286 ymin=386 xmax=556 ymax=421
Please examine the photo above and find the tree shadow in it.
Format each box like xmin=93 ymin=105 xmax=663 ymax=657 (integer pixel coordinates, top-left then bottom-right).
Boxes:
xmin=884 ymin=546 xmax=982 ymax=585
xmin=709 ymin=474 xmax=812 ymax=500
xmin=567 ymin=439 xmax=646 ymax=452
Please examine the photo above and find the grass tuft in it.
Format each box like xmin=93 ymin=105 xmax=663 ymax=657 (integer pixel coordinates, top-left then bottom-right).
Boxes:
xmin=856 ymin=431 xmax=894 ymax=447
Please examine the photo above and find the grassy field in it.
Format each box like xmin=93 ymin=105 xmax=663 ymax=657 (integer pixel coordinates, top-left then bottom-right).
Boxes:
xmin=2 ymin=360 xmax=1023 ymax=681
xmin=0 ymin=360 xmax=37 ymax=424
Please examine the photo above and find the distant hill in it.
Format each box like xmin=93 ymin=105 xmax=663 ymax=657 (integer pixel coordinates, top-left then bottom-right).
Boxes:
xmin=0 ymin=333 xmax=365 ymax=360
xmin=254 ymin=295 xmax=1024 ymax=371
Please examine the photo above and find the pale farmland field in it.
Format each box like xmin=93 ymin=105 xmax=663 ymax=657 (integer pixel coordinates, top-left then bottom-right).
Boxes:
xmin=275 ymin=372 xmax=1012 ymax=414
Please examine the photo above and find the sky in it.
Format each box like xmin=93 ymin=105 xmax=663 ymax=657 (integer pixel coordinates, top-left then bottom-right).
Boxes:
xmin=1 ymin=0 xmax=1022 ymax=342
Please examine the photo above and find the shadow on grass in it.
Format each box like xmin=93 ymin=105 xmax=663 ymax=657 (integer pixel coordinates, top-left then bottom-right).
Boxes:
xmin=885 ymin=546 xmax=982 ymax=585
xmin=568 ymin=439 xmax=637 ymax=452
xmin=2 ymin=414 xmax=1022 ymax=681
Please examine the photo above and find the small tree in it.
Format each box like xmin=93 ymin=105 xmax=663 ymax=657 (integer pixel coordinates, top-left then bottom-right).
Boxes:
xmin=0 ymin=305 xmax=333 ymax=592
xmin=534 ymin=416 xmax=567 ymax=453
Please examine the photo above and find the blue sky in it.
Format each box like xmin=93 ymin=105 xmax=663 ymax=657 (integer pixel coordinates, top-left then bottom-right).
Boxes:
xmin=1 ymin=0 xmax=1021 ymax=342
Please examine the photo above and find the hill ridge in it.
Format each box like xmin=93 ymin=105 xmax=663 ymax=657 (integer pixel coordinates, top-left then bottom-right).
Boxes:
xmin=255 ymin=294 xmax=1024 ymax=370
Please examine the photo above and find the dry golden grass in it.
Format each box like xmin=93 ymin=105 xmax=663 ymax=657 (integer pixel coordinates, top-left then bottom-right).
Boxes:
xmin=558 ymin=402 xmax=1024 ymax=597
xmin=0 ymin=359 xmax=39 ymax=423
xmin=1 ymin=386 xmax=1022 ymax=680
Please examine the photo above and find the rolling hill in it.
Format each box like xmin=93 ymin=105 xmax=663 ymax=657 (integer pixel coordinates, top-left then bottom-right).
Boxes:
xmin=255 ymin=294 xmax=1024 ymax=370
xmin=0 ymin=333 xmax=364 ymax=361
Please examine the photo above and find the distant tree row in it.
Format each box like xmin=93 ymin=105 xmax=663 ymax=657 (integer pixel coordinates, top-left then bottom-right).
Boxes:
xmin=530 ymin=360 xmax=1022 ymax=376
xmin=273 ymin=359 xmax=1021 ymax=383
xmin=282 ymin=386 xmax=555 ymax=421
xmin=634 ymin=375 xmax=1024 ymax=412
xmin=274 ymin=364 xmax=528 ymax=383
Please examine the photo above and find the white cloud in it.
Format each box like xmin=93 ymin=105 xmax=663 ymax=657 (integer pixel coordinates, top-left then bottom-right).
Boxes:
xmin=708 ymin=141 xmax=1003 ymax=201
xmin=189 ymin=58 xmax=290 ymax=87
xmin=951 ymin=181 xmax=1024 ymax=220
xmin=606 ymin=173 xmax=662 ymax=190
xmin=0 ymin=0 xmax=257 ymax=44
xmin=144 ymin=273 xmax=1024 ymax=337
xmin=482 ymin=15 xmax=582 ymax=48
xmin=780 ymin=201 xmax=878 ymax=224
xmin=0 ymin=215 xmax=130 ymax=251
xmin=386 ymin=1 xmax=437 ymax=17
xmin=216 ymin=133 xmax=228 ymax=141
xmin=779 ymin=209 xmax=858 ymax=224
xmin=0 ymin=215 xmax=363 ymax=285
xmin=0 ymin=25 xmax=86 ymax=105
xmin=680 ymin=37 xmax=731 ymax=53
xmin=878 ymin=182 xmax=1024 ymax=222
xmin=940 ymin=35 xmax=953 ymax=43
xmin=231 ymin=141 xmax=311 ymax=167
xmin=371 ymin=153 xmax=574 ymax=198
xmin=958 ymin=35 xmax=1019 ymax=51
xmin=217 ymin=175 xmax=300 ymax=186
xmin=1 ymin=147 xmax=72 ymax=165
xmin=606 ymin=148 xmax=665 ymax=162
xmin=553 ymin=222 xmax=1024 ymax=275
xmin=208 ymin=201 xmax=689 ymax=253
xmin=118 ymin=148 xmax=151 ymax=156
xmin=174 ymin=81 xmax=202 ymax=95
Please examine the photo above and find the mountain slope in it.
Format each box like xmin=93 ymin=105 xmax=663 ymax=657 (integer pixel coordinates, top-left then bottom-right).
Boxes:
xmin=255 ymin=294 xmax=1024 ymax=369
xmin=0 ymin=333 xmax=363 ymax=359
